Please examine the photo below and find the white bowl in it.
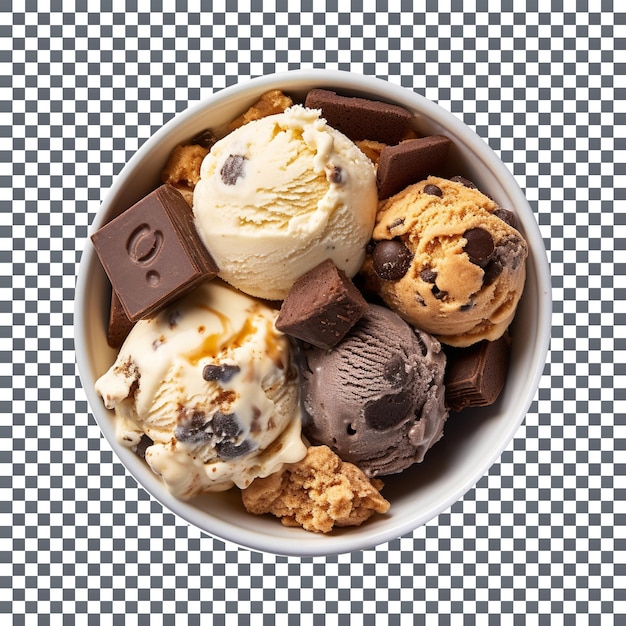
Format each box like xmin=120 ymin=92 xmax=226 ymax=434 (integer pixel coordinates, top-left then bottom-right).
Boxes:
xmin=75 ymin=69 xmax=551 ymax=557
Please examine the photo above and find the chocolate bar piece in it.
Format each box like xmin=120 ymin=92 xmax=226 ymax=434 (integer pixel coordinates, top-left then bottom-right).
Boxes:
xmin=444 ymin=336 xmax=511 ymax=412
xmin=91 ymin=184 xmax=218 ymax=321
xmin=107 ymin=290 xmax=134 ymax=349
xmin=276 ymin=259 xmax=368 ymax=350
xmin=376 ymin=135 xmax=452 ymax=200
xmin=305 ymin=88 xmax=412 ymax=144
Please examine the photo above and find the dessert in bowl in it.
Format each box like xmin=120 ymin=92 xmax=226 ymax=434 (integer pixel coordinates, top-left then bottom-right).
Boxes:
xmin=75 ymin=69 xmax=551 ymax=557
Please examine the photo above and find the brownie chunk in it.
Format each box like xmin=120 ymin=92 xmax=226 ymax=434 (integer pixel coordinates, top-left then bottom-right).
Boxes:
xmin=377 ymin=135 xmax=452 ymax=199
xmin=444 ymin=336 xmax=511 ymax=412
xmin=305 ymin=88 xmax=412 ymax=144
xmin=91 ymin=184 xmax=218 ymax=321
xmin=276 ymin=259 xmax=368 ymax=350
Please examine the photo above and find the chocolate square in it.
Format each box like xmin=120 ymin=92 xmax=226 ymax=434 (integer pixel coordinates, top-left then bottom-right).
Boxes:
xmin=276 ymin=259 xmax=368 ymax=350
xmin=91 ymin=184 xmax=218 ymax=321
xmin=444 ymin=336 xmax=511 ymax=412
xmin=107 ymin=289 xmax=134 ymax=349
xmin=377 ymin=135 xmax=452 ymax=199
xmin=305 ymin=88 xmax=412 ymax=144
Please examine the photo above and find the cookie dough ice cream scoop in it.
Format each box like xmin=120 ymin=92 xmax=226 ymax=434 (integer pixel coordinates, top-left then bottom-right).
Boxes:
xmin=94 ymin=280 xmax=306 ymax=499
xmin=362 ymin=176 xmax=528 ymax=347
xmin=299 ymin=304 xmax=448 ymax=478
xmin=193 ymin=105 xmax=378 ymax=300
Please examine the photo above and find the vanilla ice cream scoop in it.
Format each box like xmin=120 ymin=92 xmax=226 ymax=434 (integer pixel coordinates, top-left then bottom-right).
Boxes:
xmin=193 ymin=105 xmax=378 ymax=300
xmin=94 ymin=280 xmax=306 ymax=499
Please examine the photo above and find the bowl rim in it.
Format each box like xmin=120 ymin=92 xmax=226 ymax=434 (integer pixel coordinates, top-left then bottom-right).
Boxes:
xmin=75 ymin=68 xmax=552 ymax=557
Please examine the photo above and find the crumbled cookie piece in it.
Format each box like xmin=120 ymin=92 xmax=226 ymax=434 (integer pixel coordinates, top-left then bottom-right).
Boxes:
xmin=160 ymin=143 xmax=210 ymax=205
xmin=228 ymin=89 xmax=294 ymax=131
xmin=356 ymin=139 xmax=387 ymax=166
xmin=400 ymin=127 xmax=419 ymax=141
xmin=241 ymin=445 xmax=390 ymax=533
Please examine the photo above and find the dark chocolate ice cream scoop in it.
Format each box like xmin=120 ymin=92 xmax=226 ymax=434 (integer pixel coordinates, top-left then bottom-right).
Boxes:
xmin=299 ymin=304 xmax=448 ymax=477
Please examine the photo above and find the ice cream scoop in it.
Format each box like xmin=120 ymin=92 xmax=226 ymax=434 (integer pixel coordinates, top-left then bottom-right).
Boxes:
xmin=193 ymin=105 xmax=378 ymax=300
xmin=361 ymin=176 xmax=528 ymax=347
xmin=299 ymin=304 xmax=448 ymax=477
xmin=94 ymin=280 xmax=306 ymax=499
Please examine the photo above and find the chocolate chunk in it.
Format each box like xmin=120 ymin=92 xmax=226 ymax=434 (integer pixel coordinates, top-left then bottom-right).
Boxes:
xmin=135 ymin=434 xmax=153 ymax=459
xmin=376 ymin=136 xmax=452 ymax=200
xmin=372 ymin=239 xmax=413 ymax=281
xmin=304 ymin=88 xmax=412 ymax=144
xmin=463 ymin=228 xmax=494 ymax=266
xmin=202 ymin=364 xmax=241 ymax=383
xmin=423 ymin=183 xmax=443 ymax=197
xmin=221 ymin=154 xmax=246 ymax=185
xmin=212 ymin=412 xmax=242 ymax=439
xmin=444 ymin=336 xmax=511 ymax=412
xmin=419 ymin=268 xmax=437 ymax=283
xmin=482 ymin=258 xmax=503 ymax=286
xmin=364 ymin=390 xmax=413 ymax=430
xmin=91 ymin=184 xmax=218 ymax=321
xmin=175 ymin=409 xmax=212 ymax=443
xmin=493 ymin=208 xmax=518 ymax=229
xmin=107 ymin=289 xmax=135 ymax=348
xmin=383 ymin=353 xmax=408 ymax=385
xmin=190 ymin=128 xmax=217 ymax=149
xmin=450 ymin=175 xmax=477 ymax=189
xmin=276 ymin=259 xmax=368 ymax=350
xmin=216 ymin=438 xmax=256 ymax=460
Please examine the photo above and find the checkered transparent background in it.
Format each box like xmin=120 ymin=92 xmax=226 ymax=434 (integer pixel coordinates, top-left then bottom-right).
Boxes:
xmin=2 ymin=2 xmax=624 ymax=623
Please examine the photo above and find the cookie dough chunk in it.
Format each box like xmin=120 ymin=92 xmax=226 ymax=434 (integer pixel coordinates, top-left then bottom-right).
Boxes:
xmin=241 ymin=446 xmax=390 ymax=533
xmin=161 ymin=144 xmax=210 ymax=205
xmin=228 ymin=89 xmax=294 ymax=131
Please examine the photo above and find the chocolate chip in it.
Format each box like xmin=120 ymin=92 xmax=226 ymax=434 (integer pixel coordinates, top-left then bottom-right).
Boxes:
xmin=202 ymin=363 xmax=241 ymax=383
xmin=191 ymin=128 xmax=217 ymax=149
xmin=431 ymin=284 xmax=448 ymax=300
xmin=460 ymin=302 xmax=474 ymax=312
xmin=388 ymin=217 xmax=405 ymax=230
xmin=450 ymin=175 xmax=477 ymax=189
xmin=482 ymin=258 xmax=503 ymax=286
xmin=364 ymin=390 xmax=413 ymax=430
xmin=221 ymin=154 xmax=246 ymax=185
xmin=168 ymin=310 xmax=182 ymax=329
xmin=420 ymin=268 xmax=437 ymax=283
xmin=327 ymin=164 xmax=345 ymax=184
xmin=372 ymin=239 xmax=413 ymax=281
xmin=212 ymin=412 xmax=242 ymax=439
xmin=216 ymin=438 xmax=256 ymax=460
xmin=423 ymin=184 xmax=442 ymax=197
xmin=493 ymin=208 xmax=518 ymax=229
xmin=463 ymin=228 xmax=494 ymax=266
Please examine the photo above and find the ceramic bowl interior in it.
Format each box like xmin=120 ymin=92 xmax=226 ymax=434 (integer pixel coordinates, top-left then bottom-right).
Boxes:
xmin=75 ymin=69 xmax=551 ymax=557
